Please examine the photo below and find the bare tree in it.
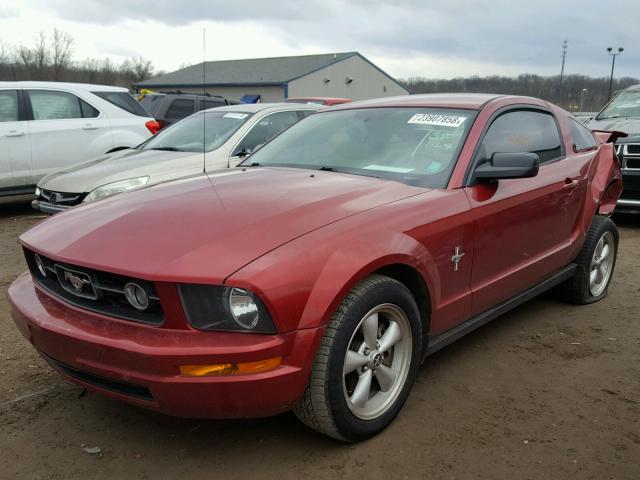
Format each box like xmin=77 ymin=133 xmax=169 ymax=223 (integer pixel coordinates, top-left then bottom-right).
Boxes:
xmin=51 ymin=29 xmax=73 ymax=80
xmin=18 ymin=32 xmax=49 ymax=80
xmin=129 ymin=56 xmax=154 ymax=82
xmin=0 ymin=40 xmax=8 ymax=64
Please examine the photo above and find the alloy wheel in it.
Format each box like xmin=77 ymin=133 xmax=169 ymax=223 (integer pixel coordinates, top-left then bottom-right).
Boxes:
xmin=342 ymin=303 xmax=412 ymax=420
xmin=589 ymin=231 xmax=615 ymax=297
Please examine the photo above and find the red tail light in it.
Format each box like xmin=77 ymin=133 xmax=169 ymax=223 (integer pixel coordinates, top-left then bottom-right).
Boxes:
xmin=145 ymin=120 xmax=163 ymax=135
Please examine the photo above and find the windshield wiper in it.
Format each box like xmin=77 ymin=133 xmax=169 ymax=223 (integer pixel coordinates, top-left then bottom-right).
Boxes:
xmin=596 ymin=115 xmax=636 ymax=120
xmin=317 ymin=165 xmax=381 ymax=179
xmin=147 ymin=147 xmax=182 ymax=152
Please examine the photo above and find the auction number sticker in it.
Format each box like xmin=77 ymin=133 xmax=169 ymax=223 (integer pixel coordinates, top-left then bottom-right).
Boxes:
xmin=223 ymin=113 xmax=249 ymax=119
xmin=408 ymin=113 xmax=466 ymax=127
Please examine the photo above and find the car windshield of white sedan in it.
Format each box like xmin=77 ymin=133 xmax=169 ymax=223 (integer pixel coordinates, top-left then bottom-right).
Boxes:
xmin=597 ymin=89 xmax=640 ymax=119
xmin=141 ymin=111 xmax=253 ymax=153
xmin=246 ymin=108 xmax=476 ymax=188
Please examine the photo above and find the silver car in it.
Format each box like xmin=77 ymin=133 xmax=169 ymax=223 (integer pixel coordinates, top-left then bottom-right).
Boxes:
xmin=32 ymin=103 xmax=319 ymax=213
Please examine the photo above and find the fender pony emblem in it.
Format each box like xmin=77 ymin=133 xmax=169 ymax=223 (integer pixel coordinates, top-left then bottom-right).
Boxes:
xmin=451 ymin=246 xmax=465 ymax=271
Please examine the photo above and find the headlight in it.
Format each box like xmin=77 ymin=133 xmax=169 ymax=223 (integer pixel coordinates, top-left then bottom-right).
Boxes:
xmin=35 ymin=187 xmax=41 ymax=197
xmin=178 ymin=284 xmax=275 ymax=333
xmin=83 ymin=176 xmax=149 ymax=203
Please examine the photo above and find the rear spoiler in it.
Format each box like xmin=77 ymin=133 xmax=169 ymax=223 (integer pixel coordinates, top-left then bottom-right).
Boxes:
xmin=591 ymin=130 xmax=628 ymax=144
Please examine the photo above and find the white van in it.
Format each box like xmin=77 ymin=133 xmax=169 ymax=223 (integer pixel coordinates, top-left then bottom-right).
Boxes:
xmin=0 ymin=81 xmax=158 ymax=196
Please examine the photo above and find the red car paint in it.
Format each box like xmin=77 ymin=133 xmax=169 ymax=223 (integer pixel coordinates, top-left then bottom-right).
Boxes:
xmin=7 ymin=94 xmax=622 ymax=418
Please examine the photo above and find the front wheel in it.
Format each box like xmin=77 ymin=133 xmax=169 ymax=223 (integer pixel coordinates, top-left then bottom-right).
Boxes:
xmin=556 ymin=215 xmax=619 ymax=304
xmin=294 ymin=274 xmax=422 ymax=441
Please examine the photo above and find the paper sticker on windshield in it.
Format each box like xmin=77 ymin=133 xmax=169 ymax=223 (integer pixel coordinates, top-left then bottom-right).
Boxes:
xmin=363 ymin=164 xmax=414 ymax=173
xmin=223 ymin=113 xmax=249 ymax=119
xmin=408 ymin=114 xmax=466 ymax=128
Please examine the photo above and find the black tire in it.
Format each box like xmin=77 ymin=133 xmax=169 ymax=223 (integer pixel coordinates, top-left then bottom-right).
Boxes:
xmin=556 ymin=215 xmax=619 ymax=304
xmin=294 ymin=274 xmax=422 ymax=442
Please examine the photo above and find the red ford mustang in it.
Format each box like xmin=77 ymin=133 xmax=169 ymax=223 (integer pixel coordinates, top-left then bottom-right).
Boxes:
xmin=8 ymin=94 xmax=622 ymax=441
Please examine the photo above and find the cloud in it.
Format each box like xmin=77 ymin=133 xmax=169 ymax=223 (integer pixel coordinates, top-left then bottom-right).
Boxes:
xmin=0 ymin=4 xmax=20 ymax=18
xmin=17 ymin=0 xmax=640 ymax=79
xmin=29 ymin=0 xmax=335 ymax=25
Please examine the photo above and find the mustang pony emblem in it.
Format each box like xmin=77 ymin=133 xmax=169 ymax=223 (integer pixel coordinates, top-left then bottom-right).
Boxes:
xmin=451 ymin=246 xmax=465 ymax=272
xmin=64 ymin=271 xmax=91 ymax=291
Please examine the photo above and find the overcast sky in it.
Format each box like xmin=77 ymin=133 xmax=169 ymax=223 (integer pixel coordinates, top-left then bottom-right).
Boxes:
xmin=0 ymin=0 xmax=637 ymax=80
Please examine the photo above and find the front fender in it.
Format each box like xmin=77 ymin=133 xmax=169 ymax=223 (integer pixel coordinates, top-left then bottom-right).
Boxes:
xmin=226 ymin=226 xmax=437 ymax=334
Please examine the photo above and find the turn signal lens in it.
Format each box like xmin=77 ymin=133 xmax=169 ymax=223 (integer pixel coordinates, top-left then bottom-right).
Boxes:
xmin=179 ymin=357 xmax=281 ymax=377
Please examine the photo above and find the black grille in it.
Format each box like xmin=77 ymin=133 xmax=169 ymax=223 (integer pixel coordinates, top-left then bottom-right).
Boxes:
xmin=38 ymin=189 xmax=86 ymax=206
xmin=626 ymin=144 xmax=640 ymax=154
xmin=626 ymin=157 xmax=640 ymax=169
xmin=44 ymin=354 xmax=153 ymax=401
xmin=24 ymin=249 xmax=164 ymax=325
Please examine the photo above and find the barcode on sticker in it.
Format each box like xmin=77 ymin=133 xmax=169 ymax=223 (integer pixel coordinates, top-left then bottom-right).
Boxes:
xmin=408 ymin=114 xmax=466 ymax=127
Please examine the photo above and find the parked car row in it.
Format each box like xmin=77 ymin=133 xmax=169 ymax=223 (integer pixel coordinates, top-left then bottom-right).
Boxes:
xmin=0 ymin=81 xmax=158 ymax=195
xmin=31 ymin=103 xmax=319 ymax=213
xmin=7 ymin=92 xmax=623 ymax=441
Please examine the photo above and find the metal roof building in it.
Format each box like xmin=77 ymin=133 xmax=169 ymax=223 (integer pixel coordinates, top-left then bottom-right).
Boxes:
xmin=134 ymin=52 xmax=409 ymax=102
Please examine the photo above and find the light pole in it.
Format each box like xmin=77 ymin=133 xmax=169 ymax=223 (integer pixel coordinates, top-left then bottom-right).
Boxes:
xmin=580 ymin=88 xmax=588 ymax=112
xmin=607 ymin=47 xmax=624 ymax=101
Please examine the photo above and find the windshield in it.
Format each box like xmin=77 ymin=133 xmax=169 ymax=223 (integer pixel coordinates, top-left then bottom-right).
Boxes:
xmin=245 ymin=108 xmax=476 ymax=188
xmin=140 ymin=111 xmax=252 ymax=153
xmin=597 ymin=89 xmax=640 ymax=119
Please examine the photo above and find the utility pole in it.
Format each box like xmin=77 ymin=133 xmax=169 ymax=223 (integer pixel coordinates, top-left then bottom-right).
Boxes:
xmin=559 ymin=40 xmax=568 ymax=105
xmin=607 ymin=47 xmax=624 ymax=101
xmin=560 ymin=40 xmax=568 ymax=84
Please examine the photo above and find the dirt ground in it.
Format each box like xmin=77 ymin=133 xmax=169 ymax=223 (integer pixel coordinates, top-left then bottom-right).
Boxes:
xmin=0 ymin=195 xmax=638 ymax=480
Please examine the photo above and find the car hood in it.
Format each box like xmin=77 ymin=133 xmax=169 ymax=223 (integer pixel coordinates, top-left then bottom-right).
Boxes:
xmin=38 ymin=148 xmax=206 ymax=193
xmin=587 ymin=117 xmax=640 ymax=135
xmin=21 ymin=167 xmax=427 ymax=283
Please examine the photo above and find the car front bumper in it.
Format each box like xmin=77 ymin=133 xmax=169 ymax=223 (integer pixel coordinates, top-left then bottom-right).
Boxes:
xmin=7 ymin=272 xmax=323 ymax=418
xmin=31 ymin=199 xmax=70 ymax=214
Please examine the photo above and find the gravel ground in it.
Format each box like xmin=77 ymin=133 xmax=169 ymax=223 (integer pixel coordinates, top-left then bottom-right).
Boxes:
xmin=0 ymin=196 xmax=638 ymax=480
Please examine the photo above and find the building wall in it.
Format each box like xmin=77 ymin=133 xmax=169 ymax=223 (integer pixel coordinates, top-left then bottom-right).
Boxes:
xmin=288 ymin=55 xmax=408 ymax=101
xmin=174 ymin=85 xmax=285 ymax=102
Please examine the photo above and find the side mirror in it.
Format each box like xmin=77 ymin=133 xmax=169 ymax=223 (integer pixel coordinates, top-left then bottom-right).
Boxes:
xmin=236 ymin=148 xmax=250 ymax=158
xmin=473 ymin=152 xmax=540 ymax=182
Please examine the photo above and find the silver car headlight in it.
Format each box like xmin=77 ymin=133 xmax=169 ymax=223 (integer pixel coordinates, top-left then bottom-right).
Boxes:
xmin=83 ymin=176 xmax=149 ymax=203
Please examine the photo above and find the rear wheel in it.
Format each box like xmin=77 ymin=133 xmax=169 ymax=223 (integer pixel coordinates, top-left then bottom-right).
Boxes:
xmin=294 ymin=275 xmax=422 ymax=441
xmin=556 ymin=215 xmax=618 ymax=304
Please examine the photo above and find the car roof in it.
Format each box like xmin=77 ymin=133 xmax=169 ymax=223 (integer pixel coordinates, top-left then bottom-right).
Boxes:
xmin=202 ymin=102 xmax=321 ymax=113
xmin=326 ymin=93 xmax=502 ymax=111
xmin=288 ymin=96 xmax=351 ymax=101
xmin=0 ymin=81 xmax=127 ymax=92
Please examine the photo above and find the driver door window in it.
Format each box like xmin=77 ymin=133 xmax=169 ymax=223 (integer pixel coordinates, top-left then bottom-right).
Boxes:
xmin=480 ymin=110 xmax=563 ymax=163
xmin=232 ymin=111 xmax=300 ymax=157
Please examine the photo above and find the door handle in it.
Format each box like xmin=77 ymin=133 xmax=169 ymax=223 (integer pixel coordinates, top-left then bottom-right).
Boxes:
xmin=5 ymin=130 xmax=25 ymax=137
xmin=82 ymin=124 xmax=98 ymax=130
xmin=562 ymin=179 xmax=580 ymax=191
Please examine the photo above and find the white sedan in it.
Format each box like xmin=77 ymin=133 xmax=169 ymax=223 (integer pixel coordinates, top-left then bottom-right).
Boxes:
xmin=32 ymin=103 xmax=319 ymax=213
